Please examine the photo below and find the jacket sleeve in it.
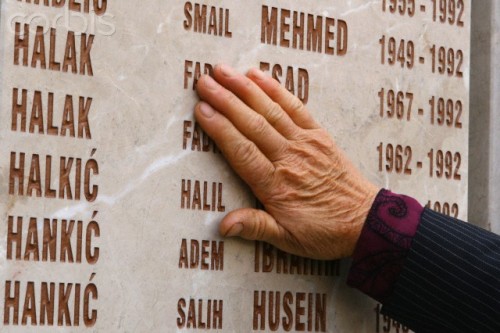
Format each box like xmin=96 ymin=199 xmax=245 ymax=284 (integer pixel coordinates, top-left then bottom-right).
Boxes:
xmin=347 ymin=190 xmax=500 ymax=332
xmin=382 ymin=208 xmax=500 ymax=333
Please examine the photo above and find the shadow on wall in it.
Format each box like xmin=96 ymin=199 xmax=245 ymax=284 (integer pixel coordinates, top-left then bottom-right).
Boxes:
xmin=469 ymin=0 xmax=493 ymax=229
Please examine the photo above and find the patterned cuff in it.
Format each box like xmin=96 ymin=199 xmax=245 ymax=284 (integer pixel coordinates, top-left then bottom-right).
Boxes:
xmin=346 ymin=189 xmax=423 ymax=303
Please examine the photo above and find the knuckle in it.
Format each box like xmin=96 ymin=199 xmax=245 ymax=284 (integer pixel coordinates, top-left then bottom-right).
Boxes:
xmin=232 ymin=140 xmax=258 ymax=165
xmin=265 ymin=101 xmax=286 ymax=127
xmin=251 ymin=212 xmax=269 ymax=240
xmin=242 ymin=77 xmax=254 ymax=90
xmin=288 ymin=96 xmax=305 ymax=115
xmin=249 ymin=114 xmax=268 ymax=136
xmin=295 ymin=129 xmax=333 ymax=151
xmin=256 ymin=169 xmax=276 ymax=192
xmin=269 ymin=79 xmax=285 ymax=97
xmin=273 ymin=144 xmax=289 ymax=162
xmin=223 ymin=90 xmax=238 ymax=105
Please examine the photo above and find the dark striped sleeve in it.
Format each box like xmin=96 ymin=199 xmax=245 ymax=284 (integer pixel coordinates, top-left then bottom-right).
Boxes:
xmin=382 ymin=208 xmax=500 ymax=333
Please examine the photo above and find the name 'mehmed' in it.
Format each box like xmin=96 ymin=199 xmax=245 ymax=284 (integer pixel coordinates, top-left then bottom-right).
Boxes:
xmin=261 ymin=6 xmax=348 ymax=56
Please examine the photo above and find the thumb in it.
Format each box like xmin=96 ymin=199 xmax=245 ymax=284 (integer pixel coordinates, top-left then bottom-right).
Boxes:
xmin=220 ymin=208 xmax=285 ymax=245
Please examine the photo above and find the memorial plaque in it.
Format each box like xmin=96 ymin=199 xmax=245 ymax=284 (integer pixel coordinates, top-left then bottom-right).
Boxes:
xmin=0 ymin=0 xmax=470 ymax=332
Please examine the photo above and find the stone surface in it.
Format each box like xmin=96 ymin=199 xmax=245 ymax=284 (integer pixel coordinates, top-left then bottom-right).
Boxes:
xmin=0 ymin=1 xmax=470 ymax=332
xmin=469 ymin=0 xmax=500 ymax=233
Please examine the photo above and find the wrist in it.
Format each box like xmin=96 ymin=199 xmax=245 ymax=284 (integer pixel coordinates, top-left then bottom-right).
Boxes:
xmin=347 ymin=189 xmax=424 ymax=303
xmin=346 ymin=181 xmax=379 ymax=257
xmin=348 ymin=183 xmax=380 ymax=257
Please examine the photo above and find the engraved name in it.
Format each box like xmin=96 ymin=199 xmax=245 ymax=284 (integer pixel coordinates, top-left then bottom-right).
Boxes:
xmin=253 ymin=291 xmax=326 ymax=332
xmin=261 ymin=6 xmax=348 ymax=56
xmin=4 ymin=280 xmax=98 ymax=327
xmin=7 ymin=215 xmax=100 ymax=264
xmin=183 ymin=120 xmax=218 ymax=153
xmin=12 ymin=88 xmax=93 ymax=139
xmin=254 ymin=242 xmax=340 ymax=277
xmin=14 ymin=23 xmax=94 ymax=76
xmin=260 ymin=62 xmax=309 ymax=104
xmin=178 ymin=239 xmax=224 ymax=271
xmin=9 ymin=152 xmax=99 ymax=202
xmin=184 ymin=2 xmax=232 ymax=38
xmin=177 ymin=298 xmax=223 ymax=330
xmin=184 ymin=60 xmax=214 ymax=90
xmin=181 ymin=179 xmax=225 ymax=212
xmin=16 ymin=0 xmax=108 ymax=16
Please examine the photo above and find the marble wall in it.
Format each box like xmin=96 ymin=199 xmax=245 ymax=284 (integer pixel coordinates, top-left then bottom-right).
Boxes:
xmin=0 ymin=1 xmax=474 ymax=332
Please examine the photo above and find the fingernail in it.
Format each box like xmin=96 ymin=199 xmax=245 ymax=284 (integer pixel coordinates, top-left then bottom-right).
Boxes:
xmin=199 ymin=102 xmax=215 ymax=118
xmin=226 ymin=223 xmax=243 ymax=237
xmin=250 ymin=68 xmax=267 ymax=80
xmin=220 ymin=64 xmax=236 ymax=77
xmin=203 ymin=75 xmax=218 ymax=90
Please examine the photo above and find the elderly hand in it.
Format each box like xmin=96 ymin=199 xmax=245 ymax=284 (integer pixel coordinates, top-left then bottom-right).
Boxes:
xmin=194 ymin=64 xmax=378 ymax=260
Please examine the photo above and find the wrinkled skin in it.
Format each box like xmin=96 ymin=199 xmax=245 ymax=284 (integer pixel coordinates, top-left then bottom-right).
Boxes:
xmin=194 ymin=64 xmax=378 ymax=260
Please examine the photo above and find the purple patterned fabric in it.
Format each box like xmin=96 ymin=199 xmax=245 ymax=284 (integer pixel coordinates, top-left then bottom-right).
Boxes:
xmin=347 ymin=189 xmax=423 ymax=303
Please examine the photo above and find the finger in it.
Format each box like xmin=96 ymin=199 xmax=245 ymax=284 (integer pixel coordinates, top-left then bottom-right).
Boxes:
xmin=196 ymin=74 xmax=288 ymax=160
xmin=247 ymin=68 xmax=319 ymax=130
xmin=212 ymin=64 xmax=300 ymax=138
xmin=194 ymin=102 xmax=275 ymax=193
xmin=220 ymin=208 xmax=289 ymax=248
